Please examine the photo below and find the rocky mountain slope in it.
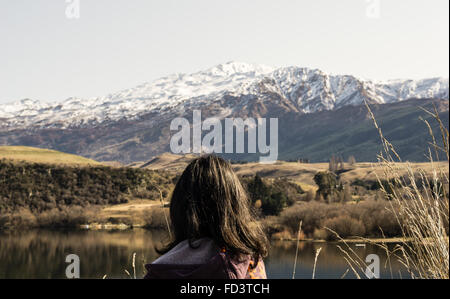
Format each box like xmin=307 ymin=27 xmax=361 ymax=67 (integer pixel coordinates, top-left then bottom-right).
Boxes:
xmin=0 ymin=62 xmax=448 ymax=130
xmin=0 ymin=62 xmax=448 ymax=163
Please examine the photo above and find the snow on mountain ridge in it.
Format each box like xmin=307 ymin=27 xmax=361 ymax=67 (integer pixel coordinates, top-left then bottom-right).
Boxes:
xmin=104 ymin=61 xmax=273 ymax=104
xmin=0 ymin=62 xmax=448 ymax=129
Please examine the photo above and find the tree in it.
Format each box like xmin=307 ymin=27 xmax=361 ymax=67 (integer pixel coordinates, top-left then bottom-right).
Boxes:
xmin=313 ymin=172 xmax=338 ymax=201
xmin=329 ymin=155 xmax=338 ymax=173
xmin=246 ymin=175 xmax=288 ymax=216
xmin=261 ymin=192 xmax=287 ymax=216
xmin=247 ymin=175 xmax=269 ymax=202
xmin=348 ymin=155 xmax=356 ymax=166
xmin=329 ymin=155 xmax=344 ymax=173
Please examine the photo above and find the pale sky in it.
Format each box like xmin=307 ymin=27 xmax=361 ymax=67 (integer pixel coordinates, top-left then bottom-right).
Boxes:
xmin=0 ymin=0 xmax=448 ymax=104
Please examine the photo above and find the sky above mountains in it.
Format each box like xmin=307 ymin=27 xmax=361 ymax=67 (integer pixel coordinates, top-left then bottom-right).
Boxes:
xmin=0 ymin=0 xmax=448 ymax=104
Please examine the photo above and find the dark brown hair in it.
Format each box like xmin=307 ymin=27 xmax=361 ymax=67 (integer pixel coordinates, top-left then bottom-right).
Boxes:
xmin=158 ymin=155 xmax=268 ymax=263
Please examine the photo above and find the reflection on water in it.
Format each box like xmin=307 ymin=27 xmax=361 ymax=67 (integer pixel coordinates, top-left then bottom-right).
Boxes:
xmin=266 ymin=240 xmax=407 ymax=279
xmin=0 ymin=229 xmax=408 ymax=279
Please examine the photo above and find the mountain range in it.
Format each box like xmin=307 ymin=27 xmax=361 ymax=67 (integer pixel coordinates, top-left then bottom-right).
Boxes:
xmin=0 ymin=62 xmax=448 ymax=163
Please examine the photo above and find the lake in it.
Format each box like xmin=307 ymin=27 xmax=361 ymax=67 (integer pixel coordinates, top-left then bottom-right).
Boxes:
xmin=0 ymin=229 xmax=409 ymax=279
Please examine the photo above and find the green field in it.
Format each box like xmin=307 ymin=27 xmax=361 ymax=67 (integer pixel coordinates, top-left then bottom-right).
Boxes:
xmin=0 ymin=146 xmax=101 ymax=166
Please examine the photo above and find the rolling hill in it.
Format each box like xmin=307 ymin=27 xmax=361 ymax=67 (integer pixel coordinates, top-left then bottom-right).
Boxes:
xmin=139 ymin=152 xmax=449 ymax=192
xmin=0 ymin=146 xmax=101 ymax=165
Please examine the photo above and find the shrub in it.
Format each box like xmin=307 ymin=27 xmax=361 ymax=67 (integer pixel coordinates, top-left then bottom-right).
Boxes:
xmin=0 ymin=206 xmax=98 ymax=229
xmin=143 ymin=207 xmax=171 ymax=230
xmin=279 ymin=202 xmax=334 ymax=236
xmin=278 ymin=200 xmax=401 ymax=239
xmin=0 ymin=208 xmax=37 ymax=228
xmin=313 ymin=228 xmax=328 ymax=240
xmin=323 ymin=216 xmax=366 ymax=241
xmin=305 ymin=189 xmax=316 ymax=202
xmin=36 ymin=206 xmax=97 ymax=228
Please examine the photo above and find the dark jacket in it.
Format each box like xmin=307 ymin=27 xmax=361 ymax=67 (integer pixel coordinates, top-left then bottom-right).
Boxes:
xmin=144 ymin=238 xmax=266 ymax=279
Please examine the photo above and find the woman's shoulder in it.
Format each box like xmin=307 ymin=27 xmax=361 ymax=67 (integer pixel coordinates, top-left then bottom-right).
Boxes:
xmin=145 ymin=238 xmax=267 ymax=279
xmin=152 ymin=238 xmax=219 ymax=265
xmin=220 ymin=250 xmax=267 ymax=279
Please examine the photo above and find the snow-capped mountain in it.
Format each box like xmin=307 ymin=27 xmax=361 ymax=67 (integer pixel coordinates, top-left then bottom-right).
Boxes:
xmin=0 ymin=62 xmax=448 ymax=130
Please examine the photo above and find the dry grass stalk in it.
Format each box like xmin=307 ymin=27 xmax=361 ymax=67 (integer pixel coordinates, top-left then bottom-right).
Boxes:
xmin=335 ymin=102 xmax=449 ymax=279
xmin=292 ymin=221 xmax=302 ymax=279
xmin=328 ymin=102 xmax=448 ymax=279
xmin=132 ymin=252 xmax=137 ymax=279
xmin=149 ymin=183 xmax=172 ymax=238
xmin=312 ymin=247 xmax=322 ymax=279
xmin=371 ymin=102 xmax=449 ymax=279
xmin=340 ymin=269 xmax=350 ymax=279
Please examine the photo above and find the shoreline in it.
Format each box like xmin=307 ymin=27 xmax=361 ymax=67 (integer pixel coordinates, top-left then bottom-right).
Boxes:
xmin=271 ymin=236 xmax=412 ymax=244
xmin=78 ymin=224 xmax=413 ymax=244
xmin=1 ymin=224 xmax=411 ymax=244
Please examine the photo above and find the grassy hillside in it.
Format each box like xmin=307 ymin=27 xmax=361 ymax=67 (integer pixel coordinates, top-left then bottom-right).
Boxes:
xmin=0 ymin=160 xmax=177 ymax=228
xmin=0 ymin=146 xmax=101 ymax=165
xmin=142 ymin=153 xmax=449 ymax=192
xmin=0 ymin=160 xmax=176 ymax=212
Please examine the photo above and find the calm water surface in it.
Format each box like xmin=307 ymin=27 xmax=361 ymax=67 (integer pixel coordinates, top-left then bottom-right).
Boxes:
xmin=0 ymin=229 xmax=408 ymax=279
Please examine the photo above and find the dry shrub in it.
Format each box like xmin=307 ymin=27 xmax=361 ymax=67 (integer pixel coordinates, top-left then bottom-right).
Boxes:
xmin=279 ymin=202 xmax=333 ymax=236
xmin=305 ymin=189 xmax=316 ymax=202
xmin=0 ymin=206 xmax=98 ymax=229
xmin=346 ymin=200 xmax=402 ymax=237
xmin=278 ymin=200 xmax=398 ymax=239
xmin=36 ymin=206 xmax=97 ymax=228
xmin=271 ymin=229 xmax=294 ymax=240
xmin=313 ymin=228 xmax=328 ymax=240
xmin=260 ymin=215 xmax=284 ymax=237
xmin=323 ymin=216 xmax=366 ymax=241
xmin=143 ymin=207 xmax=171 ymax=230
xmin=0 ymin=208 xmax=37 ymax=228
